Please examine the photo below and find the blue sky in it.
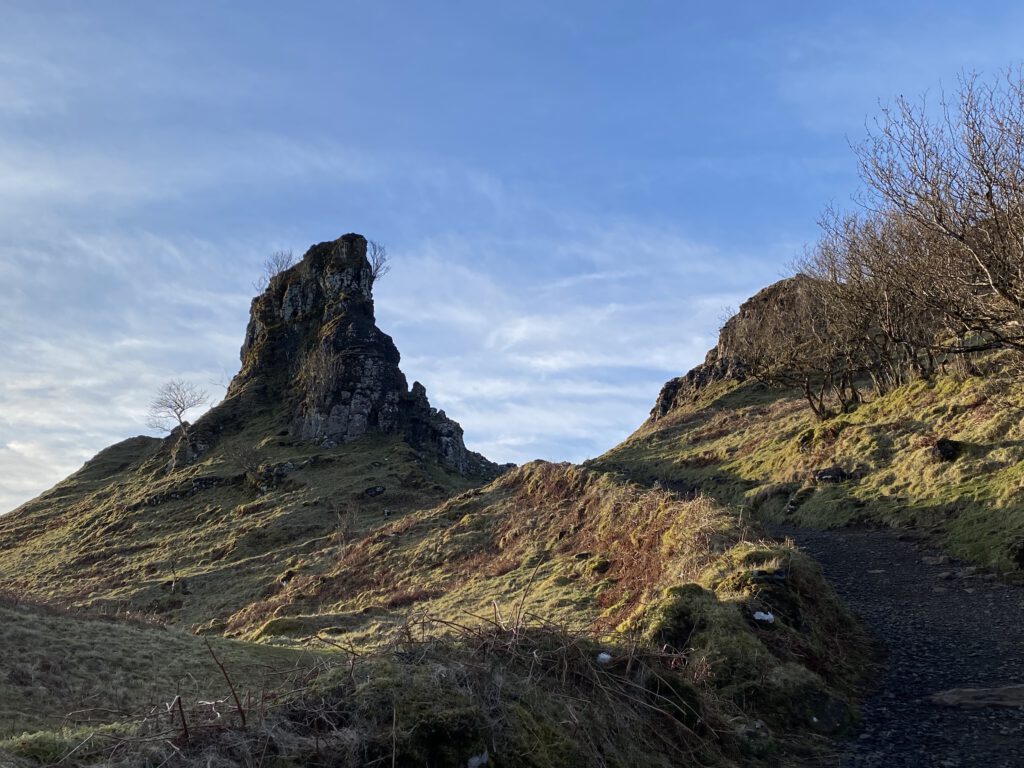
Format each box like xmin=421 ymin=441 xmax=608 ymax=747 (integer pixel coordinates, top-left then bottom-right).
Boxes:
xmin=2 ymin=1 xmax=1023 ymax=511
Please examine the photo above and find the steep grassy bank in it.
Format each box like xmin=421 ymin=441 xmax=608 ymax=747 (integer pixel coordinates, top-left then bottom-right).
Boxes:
xmin=215 ymin=462 xmax=867 ymax=760
xmin=594 ymin=368 xmax=1024 ymax=573
xmin=0 ymin=618 xmax=826 ymax=768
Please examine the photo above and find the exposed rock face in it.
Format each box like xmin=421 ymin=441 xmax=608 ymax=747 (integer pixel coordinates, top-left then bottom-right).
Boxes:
xmin=649 ymin=347 xmax=745 ymax=420
xmin=649 ymin=276 xmax=813 ymax=421
xmin=227 ymin=234 xmax=496 ymax=476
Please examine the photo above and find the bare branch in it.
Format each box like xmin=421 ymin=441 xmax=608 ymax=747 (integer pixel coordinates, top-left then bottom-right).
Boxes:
xmin=367 ymin=240 xmax=390 ymax=285
xmin=253 ymin=250 xmax=295 ymax=293
xmin=147 ymin=380 xmax=208 ymax=440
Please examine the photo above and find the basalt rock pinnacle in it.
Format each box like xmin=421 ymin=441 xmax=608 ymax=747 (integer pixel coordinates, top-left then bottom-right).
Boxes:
xmin=227 ymin=233 xmax=495 ymax=475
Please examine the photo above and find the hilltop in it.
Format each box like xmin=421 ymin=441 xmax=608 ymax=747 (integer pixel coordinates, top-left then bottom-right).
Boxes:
xmin=4 ymin=238 xmax=1024 ymax=765
xmin=0 ymin=235 xmax=503 ymax=630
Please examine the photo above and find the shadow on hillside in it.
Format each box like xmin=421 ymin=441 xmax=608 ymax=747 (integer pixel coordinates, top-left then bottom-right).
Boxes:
xmin=585 ymin=387 xmax=1024 ymax=573
xmin=598 ymin=452 xmax=1024 ymax=568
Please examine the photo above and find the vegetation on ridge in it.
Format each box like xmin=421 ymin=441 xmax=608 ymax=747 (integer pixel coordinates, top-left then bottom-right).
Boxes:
xmin=595 ymin=366 xmax=1024 ymax=572
xmin=727 ymin=71 xmax=1024 ymax=421
xmin=0 ymin=407 xmax=482 ymax=630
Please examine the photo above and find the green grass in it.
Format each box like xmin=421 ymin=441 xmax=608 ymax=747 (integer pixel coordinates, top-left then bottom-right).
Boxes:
xmin=0 ymin=594 xmax=322 ymax=739
xmin=0 ymin=386 xmax=877 ymax=765
xmin=203 ymin=462 xmax=868 ymax=759
xmin=0 ymin=548 xmax=864 ymax=767
xmin=0 ymin=415 xmax=485 ymax=631
xmin=0 ymin=452 xmax=872 ymax=768
xmin=593 ymin=368 xmax=1024 ymax=572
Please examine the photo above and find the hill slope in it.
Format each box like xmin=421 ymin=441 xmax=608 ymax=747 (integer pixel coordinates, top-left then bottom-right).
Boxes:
xmin=0 ymin=258 xmax=889 ymax=767
xmin=0 ymin=235 xmax=501 ymax=630
xmin=0 ymin=593 xmax=319 ymax=739
xmin=0 ymin=465 xmax=870 ymax=766
xmin=594 ymin=280 xmax=1024 ymax=574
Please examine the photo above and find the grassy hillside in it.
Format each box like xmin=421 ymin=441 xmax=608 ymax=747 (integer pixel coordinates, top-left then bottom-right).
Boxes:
xmin=13 ymin=352 xmax=1019 ymax=763
xmin=0 ymin=615 xmax=846 ymax=768
xmin=0 ymin=462 xmax=869 ymax=767
xmin=594 ymin=367 xmax=1024 ymax=573
xmin=0 ymin=593 xmax=320 ymax=740
xmin=220 ymin=463 xmax=868 ymax=753
xmin=0 ymin=410 xmax=484 ymax=631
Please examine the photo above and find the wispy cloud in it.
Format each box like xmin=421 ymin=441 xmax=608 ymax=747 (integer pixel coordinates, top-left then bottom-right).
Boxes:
xmin=5 ymin=1 xmax=917 ymax=513
xmin=376 ymin=225 xmax=778 ymax=466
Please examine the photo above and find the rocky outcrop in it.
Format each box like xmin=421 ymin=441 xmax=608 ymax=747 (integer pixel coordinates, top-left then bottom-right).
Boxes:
xmin=225 ymin=233 xmax=497 ymax=476
xmin=649 ymin=276 xmax=816 ymax=421
xmin=649 ymin=347 xmax=745 ymax=420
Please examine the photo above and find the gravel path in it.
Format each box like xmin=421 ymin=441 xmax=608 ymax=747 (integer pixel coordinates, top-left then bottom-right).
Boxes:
xmin=771 ymin=525 xmax=1024 ymax=768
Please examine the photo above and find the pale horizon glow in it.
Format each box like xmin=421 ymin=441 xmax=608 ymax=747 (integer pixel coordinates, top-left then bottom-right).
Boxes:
xmin=3 ymin=2 xmax=1023 ymax=511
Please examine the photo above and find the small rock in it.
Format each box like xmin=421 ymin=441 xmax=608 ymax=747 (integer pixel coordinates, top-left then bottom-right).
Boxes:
xmin=364 ymin=485 xmax=386 ymax=497
xmin=749 ymin=569 xmax=788 ymax=584
xmin=930 ymin=685 xmax=1024 ymax=708
xmin=922 ymin=555 xmax=951 ymax=566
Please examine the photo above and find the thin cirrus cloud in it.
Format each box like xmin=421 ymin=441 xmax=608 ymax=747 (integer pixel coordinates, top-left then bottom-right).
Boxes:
xmin=0 ymin=208 xmax=770 ymax=513
xmin=0 ymin=54 xmax=780 ymax=513
xmin=0 ymin=90 xmax=786 ymax=514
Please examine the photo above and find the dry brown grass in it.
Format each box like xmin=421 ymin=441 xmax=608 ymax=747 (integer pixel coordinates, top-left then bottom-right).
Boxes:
xmin=3 ymin=610 xmax=736 ymax=768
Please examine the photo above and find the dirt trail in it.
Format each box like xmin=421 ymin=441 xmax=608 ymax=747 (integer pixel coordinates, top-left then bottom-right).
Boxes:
xmin=771 ymin=525 xmax=1024 ymax=768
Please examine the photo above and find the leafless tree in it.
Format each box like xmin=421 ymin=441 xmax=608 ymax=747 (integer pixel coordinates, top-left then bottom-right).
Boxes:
xmin=723 ymin=275 xmax=861 ymax=419
xmin=730 ymin=70 xmax=1024 ymax=413
xmin=800 ymin=208 xmax=946 ymax=393
xmin=253 ymin=250 xmax=295 ymax=293
xmin=230 ymin=444 xmax=264 ymax=475
xmin=367 ymin=240 xmax=390 ymax=285
xmin=147 ymin=379 xmax=208 ymax=443
xmin=856 ymin=69 xmax=1024 ymax=358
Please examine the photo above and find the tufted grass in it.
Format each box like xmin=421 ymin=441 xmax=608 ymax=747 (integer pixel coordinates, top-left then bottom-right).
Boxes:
xmin=593 ymin=366 xmax=1024 ymax=573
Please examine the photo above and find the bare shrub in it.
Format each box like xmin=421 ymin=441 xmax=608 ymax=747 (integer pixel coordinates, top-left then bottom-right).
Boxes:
xmin=147 ymin=380 xmax=208 ymax=443
xmin=253 ymin=249 xmax=295 ymax=293
xmin=367 ymin=239 xmax=389 ymax=285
